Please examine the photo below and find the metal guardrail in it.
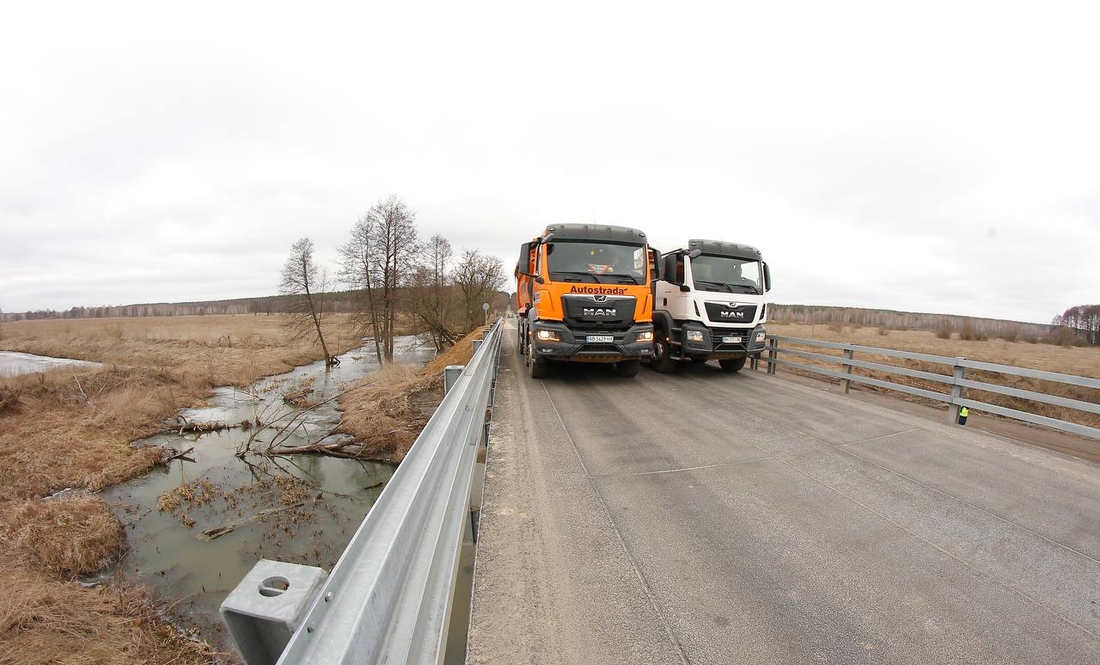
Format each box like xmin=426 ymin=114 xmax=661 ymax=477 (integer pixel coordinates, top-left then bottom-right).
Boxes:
xmin=222 ymin=320 xmax=503 ymax=664
xmin=762 ymin=335 xmax=1100 ymax=440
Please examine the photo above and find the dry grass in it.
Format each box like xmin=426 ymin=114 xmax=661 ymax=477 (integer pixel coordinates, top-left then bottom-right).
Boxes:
xmin=767 ymin=323 xmax=1100 ymax=429
xmin=0 ymin=565 xmax=217 ymax=665
xmin=337 ymin=327 xmax=486 ymax=463
xmin=2 ymin=495 xmax=126 ymax=578
xmin=0 ymin=314 xmax=362 ymax=663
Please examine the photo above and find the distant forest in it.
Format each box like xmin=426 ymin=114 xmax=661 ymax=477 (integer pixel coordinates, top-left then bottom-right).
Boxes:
xmin=769 ymin=304 xmax=1100 ymax=346
xmin=3 ymin=295 xmax=1095 ymax=347
xmin=1 ymin=288 xmax=511 ymax=322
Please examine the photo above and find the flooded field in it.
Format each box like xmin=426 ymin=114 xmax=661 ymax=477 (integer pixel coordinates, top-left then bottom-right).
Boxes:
xmin=0 ymin=350 xmax=102 ymax=376
xmin=100 ymin=337 xmax=435 ymax=649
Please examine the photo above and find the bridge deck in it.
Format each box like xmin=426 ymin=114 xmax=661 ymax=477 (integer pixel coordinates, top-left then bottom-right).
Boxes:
xmin=467 ymin=325 xmax=1100 ymax=664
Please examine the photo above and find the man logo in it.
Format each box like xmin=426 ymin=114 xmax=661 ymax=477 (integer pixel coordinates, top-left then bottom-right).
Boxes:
xmin=583 ymin=308 xmax=617 ymax=317
xmin=593 ymin=294 xmax=608 ymax=303
xmin=720 ymin=310 xmax=745 ymax=319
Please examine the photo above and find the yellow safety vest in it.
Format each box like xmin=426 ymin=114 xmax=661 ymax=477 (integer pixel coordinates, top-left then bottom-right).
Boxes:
xmin=959 ymin=407 xmax=970 ymax=417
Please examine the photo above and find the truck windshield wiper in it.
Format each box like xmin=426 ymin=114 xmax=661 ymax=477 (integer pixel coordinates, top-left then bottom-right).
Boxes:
xmin=607 ymin=274 xmax=640 ymax=284
xmin=726 ymin=283 xmax=761 ymax=294
xmin=550 ymin=270 xmax=603 ymax=283
xmin=694 ymin=280 xmax=733 ymax=292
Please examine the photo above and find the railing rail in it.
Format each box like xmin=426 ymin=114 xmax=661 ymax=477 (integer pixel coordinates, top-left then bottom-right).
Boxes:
xmin=223 ymin=320 xmax=503 ymax=665
xmin=762 ymin=335 xmax=1100 ymax=440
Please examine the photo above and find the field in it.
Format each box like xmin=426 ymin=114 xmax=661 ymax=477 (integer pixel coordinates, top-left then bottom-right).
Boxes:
xmin=764 ymin=323 xmax=1100 ymax=440
xmin=0 ymin=314 xmax=363 ymax=664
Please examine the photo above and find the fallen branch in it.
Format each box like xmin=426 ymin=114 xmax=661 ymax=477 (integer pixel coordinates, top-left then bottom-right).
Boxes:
xmin=196 ymin=497 xmax=318 ymax=542
xmin=163 ymin=446 xmax=196 ymax=463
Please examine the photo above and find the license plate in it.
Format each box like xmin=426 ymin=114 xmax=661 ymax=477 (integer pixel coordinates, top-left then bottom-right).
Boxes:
xmin=722 ymin=336 xmax=742 ymax=344
xmin=586 ymin=335 xmax=614 ymax=343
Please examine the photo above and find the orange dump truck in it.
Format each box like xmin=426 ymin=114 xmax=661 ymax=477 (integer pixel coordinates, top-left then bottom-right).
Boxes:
xmin=515 ymin=223 xmax=658 ymax=378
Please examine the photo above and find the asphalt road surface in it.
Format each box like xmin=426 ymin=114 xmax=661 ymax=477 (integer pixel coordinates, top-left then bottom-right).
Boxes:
xmin=466 ymin=323 xmax=1100 ymax=664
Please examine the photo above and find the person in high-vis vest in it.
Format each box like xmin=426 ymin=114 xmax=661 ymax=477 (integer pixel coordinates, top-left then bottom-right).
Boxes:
xmin=957 ymin=406 xmax=970 ymax=425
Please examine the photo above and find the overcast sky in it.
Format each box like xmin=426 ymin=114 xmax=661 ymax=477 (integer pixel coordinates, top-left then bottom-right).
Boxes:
xmin=2 ymin=1 xmax=1097 ymax=323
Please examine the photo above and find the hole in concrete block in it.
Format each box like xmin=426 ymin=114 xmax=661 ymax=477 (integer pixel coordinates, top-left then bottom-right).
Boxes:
xmin=259 ymin=576 xmax=290 ymax=597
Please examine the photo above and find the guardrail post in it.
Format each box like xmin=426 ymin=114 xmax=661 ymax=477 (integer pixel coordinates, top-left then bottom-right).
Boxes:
xmin=471 ymin=339 xmax=483 ymax=353
xmin=766 ymin=338 xmax=778 ymax=375
xmin=948 ymin=358 xmax=966 ymax=423
xmin=443 ymin=365 xmax=465 ymax=394
xmin=221 ymin=560 xmax=328 ymax=665
xmin=841 ymin=348 xmax=854 ymax=394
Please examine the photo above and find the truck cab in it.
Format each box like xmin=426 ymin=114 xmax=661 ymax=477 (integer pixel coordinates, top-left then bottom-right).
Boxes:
xmin=516 ymin=224 xmax=658 ymax=378
xmin=651 ymin=239 xmax=771 ymax=372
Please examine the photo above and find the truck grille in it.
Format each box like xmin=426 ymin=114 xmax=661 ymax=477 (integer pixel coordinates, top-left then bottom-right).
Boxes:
xmin=561 ymin=295 xmax=636 ymax=329
xmin=703 ymin=302 xmax=758 ymax=324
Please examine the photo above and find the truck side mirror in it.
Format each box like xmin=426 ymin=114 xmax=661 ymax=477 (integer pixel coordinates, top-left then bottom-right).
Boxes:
xmin=763 ymin=262 xmax=772 ymax=292
xmin=662 ymin=254 xmax=677 ymax=284
xmin=517 ymin=242 xmax=534 ymax=275
xmin=688 ymin=249 xmax=702 ymax=259
xmin=649 ymin=248 xmax=661 ymax=281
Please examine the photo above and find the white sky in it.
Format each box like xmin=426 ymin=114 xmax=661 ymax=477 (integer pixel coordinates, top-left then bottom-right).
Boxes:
xmin=1 ymin=1 xmax=1097 ymax=323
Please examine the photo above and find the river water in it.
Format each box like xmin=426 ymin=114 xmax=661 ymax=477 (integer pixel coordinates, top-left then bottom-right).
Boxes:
xmin=0 ymin=350 xmax=102 ymax=376
xmin=100 ymin=338 xmax=435 ymax=650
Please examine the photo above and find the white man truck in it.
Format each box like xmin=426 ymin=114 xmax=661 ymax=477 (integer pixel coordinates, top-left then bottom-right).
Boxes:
xmin=650 ymin=239 xmax=771 ymax=373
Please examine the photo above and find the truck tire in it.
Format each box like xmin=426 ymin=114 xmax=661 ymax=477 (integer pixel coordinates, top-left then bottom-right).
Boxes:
xmin=719 ymin=357 xmax=746 ymax=373
xmin=650 ymin=337 xmax=676 ymax=373
xmin=615 ymin=359 xmax=640 ymax=377
xmin=527 ymin=339 xmax=548 ymax=378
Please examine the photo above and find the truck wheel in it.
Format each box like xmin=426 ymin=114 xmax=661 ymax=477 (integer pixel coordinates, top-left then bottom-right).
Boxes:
xmin=650 ymin=338 xmax=676 ymax=373
xmin=615 ymin=359 xmax=640 ymax=377
xmin=527 ymin=340 xmax=548 ymax=378
xmin=719 ymin=357 xmax=746 ymax=373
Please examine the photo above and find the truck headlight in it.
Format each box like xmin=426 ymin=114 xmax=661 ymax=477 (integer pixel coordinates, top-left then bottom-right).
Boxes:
xmin=536 ymin=329 xmax=561 ymax=342
xmin=755 ymin=332 xmax=766 ymax=342
xmin=686 ymin=330 xmax=704 ymax=342
xmin=637 ymin=331 xmax=654 ymax=342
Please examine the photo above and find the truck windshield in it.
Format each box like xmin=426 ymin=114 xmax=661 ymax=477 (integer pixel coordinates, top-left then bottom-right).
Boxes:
xmin=690 ymin=255 xmax=763 ymax=294
xmin=545 ymin=241 xmax=646 ymax=284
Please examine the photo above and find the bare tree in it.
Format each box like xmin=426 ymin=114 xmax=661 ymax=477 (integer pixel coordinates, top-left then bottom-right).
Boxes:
xmin=340 ymin=195 xmax=420 ymax=362
xmin=453 ymin=249 xmax=505 ymax=330
xmin=409 ymin=234 xmax=457 ymax=351
xmin=279 ymin=238 xmax=336 ymax=365
xmin=339 ymin=214 xmax=385 ymax=362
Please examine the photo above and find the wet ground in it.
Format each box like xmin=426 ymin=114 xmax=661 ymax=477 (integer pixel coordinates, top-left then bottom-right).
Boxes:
xmin=100 ymin=338 xmax=434 ymax=651
xmin=0 ymin=350 xmax=102 ymax=376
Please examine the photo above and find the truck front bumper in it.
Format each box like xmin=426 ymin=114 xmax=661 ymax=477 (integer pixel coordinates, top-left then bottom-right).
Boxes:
xmin=530 ymin=321 xmax=654 ymax=363
xmin=680 ymin=323 xmax=767 ymax=358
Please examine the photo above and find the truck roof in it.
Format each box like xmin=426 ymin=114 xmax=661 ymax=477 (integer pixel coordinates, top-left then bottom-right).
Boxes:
xmin=542 ymin=223 xmax=647 ymax=245
xmin=683 ymin=239 xmax=762 ymax=261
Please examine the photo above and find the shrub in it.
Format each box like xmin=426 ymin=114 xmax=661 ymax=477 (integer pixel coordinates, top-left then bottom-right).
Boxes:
xmin=826 ymin=323 xmax=845 ymax=333
xmin=935 ymin=321 xmax=953 ymax=339
xmin=877 ymin=326 xmax=890 ymax=336
xmin=1044 ymin=327 xmax=1085 ymax=347
xmin=960 ymin=321 xmax=988 ymax=341
xmin=1000 ymin=325 xmax=1020 ymax=343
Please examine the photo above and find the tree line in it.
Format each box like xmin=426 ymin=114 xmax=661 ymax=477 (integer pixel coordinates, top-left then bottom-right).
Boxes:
xmin=771 ymin=304 xmax=1100 ymax=347
xmin=1053 ymin=304 xmax=1100 ymax=346
xmin=279 ymin=194 xmax=506 ymax=365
